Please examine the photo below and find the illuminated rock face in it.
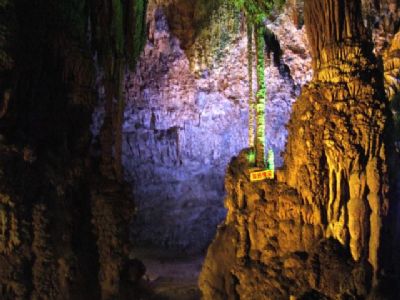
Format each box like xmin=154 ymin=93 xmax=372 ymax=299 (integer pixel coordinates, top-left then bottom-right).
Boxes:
xmin=200 ymin=153 xmax=374 ymax=299
xmin=199 ymin=0 xmax=399 ymax=298
xmin=120 ymin=1 xmax=310 ymax=252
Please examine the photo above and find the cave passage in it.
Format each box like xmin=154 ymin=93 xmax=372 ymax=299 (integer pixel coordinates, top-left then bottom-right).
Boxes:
xmin=89 ymin=2 xmax=308 ymax=297
xmin=1 ymin=0 xmax=399 ymax=299
xmin=111 ymin=1 xmax=307 ymax=255
xmin=86 ymin=2 xmax=313 ymax=298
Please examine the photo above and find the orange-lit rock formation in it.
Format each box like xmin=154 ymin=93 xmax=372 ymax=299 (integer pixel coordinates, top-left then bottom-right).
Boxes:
xmin=199 ymin=0 xmax=399 ymax=299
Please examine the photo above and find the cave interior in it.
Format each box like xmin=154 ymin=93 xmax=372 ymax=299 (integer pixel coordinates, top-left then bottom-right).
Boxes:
xmin=0 ymin=0 xmax=400 ymax=299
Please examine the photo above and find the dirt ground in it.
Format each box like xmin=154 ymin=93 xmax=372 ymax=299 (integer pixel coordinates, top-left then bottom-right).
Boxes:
xmin=131 ymin=247 xmax=203 ymax=300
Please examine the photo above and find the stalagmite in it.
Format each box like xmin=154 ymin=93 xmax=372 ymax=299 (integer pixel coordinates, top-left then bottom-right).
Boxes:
xmin=200 ymin=0 xmax=398 ymax=298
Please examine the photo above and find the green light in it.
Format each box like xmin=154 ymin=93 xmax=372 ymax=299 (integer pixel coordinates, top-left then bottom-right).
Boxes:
xmin=237 ymin=0 xmax=282 ymax=169
xmin=248 ymin=22 xmax=255 ymax=148
xmin=255 ymin=23 xmax=266 ymax=167
xmin=267 ymin=149 xmax=274 ymax=171
xmin=247 ymin=150 xmax=256 ymax=164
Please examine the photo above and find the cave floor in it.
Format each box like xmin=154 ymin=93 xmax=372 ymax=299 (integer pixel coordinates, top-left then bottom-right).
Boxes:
xmin=131 ymin=247 xmax=203 ymax=300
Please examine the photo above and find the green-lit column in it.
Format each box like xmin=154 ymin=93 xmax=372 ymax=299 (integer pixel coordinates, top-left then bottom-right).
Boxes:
xmin=247 ymin=21 xmax=255 ymax=150
xmin=255 ymin=22 xmax=266 ymax=167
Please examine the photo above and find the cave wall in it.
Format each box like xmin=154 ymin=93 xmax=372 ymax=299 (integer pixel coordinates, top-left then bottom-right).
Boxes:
xmin=199 ymin=0 xmax=400 ymax=299
xmin=114 ymin=0 xmax=312 ymax=252
xmin=1 ymin=0 xmax=398 ymax=298
xmin=0 ymin=0 xmax=148 ymax=299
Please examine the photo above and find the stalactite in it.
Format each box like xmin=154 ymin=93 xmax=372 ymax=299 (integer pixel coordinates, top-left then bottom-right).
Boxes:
xmin=200 ymin=0 xmax=397 ymax=298
xmin=247 ymin=21 xmax=255 ymax=150
xmin=182 ymin=0 xmax=240 ymax=74
xmin=127 ymin=0 xmax=148 ymax=68
xmin=255 ymin=23 xmax=266 ymax=167
xmin=288 ymin=0 xmax=392 ymax=283
xmin=384 ymin=32 xmax=400 ymax=100
xmin=235 ymin=0 xmax=284 ymax=167
xmin=94 ymin=0 xmax=147 ymax=181
xmin=304 ymin=0 xmax=367 ymax=71
xmin=0 ymin=0 xmax=148 ymax=298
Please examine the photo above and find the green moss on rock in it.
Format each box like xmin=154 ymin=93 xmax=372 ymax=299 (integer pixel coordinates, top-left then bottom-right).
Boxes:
xmin=131 ymin=0 xmax=147 ymax=67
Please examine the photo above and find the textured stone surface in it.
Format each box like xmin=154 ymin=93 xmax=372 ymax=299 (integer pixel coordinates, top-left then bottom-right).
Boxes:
xmin=199 ymin=0 xmax=399 ymax=299
xmin=119 ymin=1 xmax=311 ymax=252
xmin=200 ymin=151 xmax=374 ymax=299
xmin=1 ymin=0 xmax=398 ymax=299
xmin=0 ymin=1 xmax=147 ymax=299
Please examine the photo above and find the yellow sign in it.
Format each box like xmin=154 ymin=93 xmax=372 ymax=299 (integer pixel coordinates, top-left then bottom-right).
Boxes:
xmin=250 ymin=169 xmax=274 ymax=182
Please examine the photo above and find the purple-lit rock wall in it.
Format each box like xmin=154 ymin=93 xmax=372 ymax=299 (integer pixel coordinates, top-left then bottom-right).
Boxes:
xmin=120 ymin=4 xmax=311 ymax=252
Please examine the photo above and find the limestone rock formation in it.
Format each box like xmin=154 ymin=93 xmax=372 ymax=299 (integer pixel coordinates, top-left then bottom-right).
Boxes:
xmin=0 ymin=0 xmax=148 ymax=299
xmin=199 ymin=0 xmax=399 ymax=299
xmin=1 ymin=0 xmax=399 ymax=298
xmin=116 ymin=0 xmax=311 ymax=253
